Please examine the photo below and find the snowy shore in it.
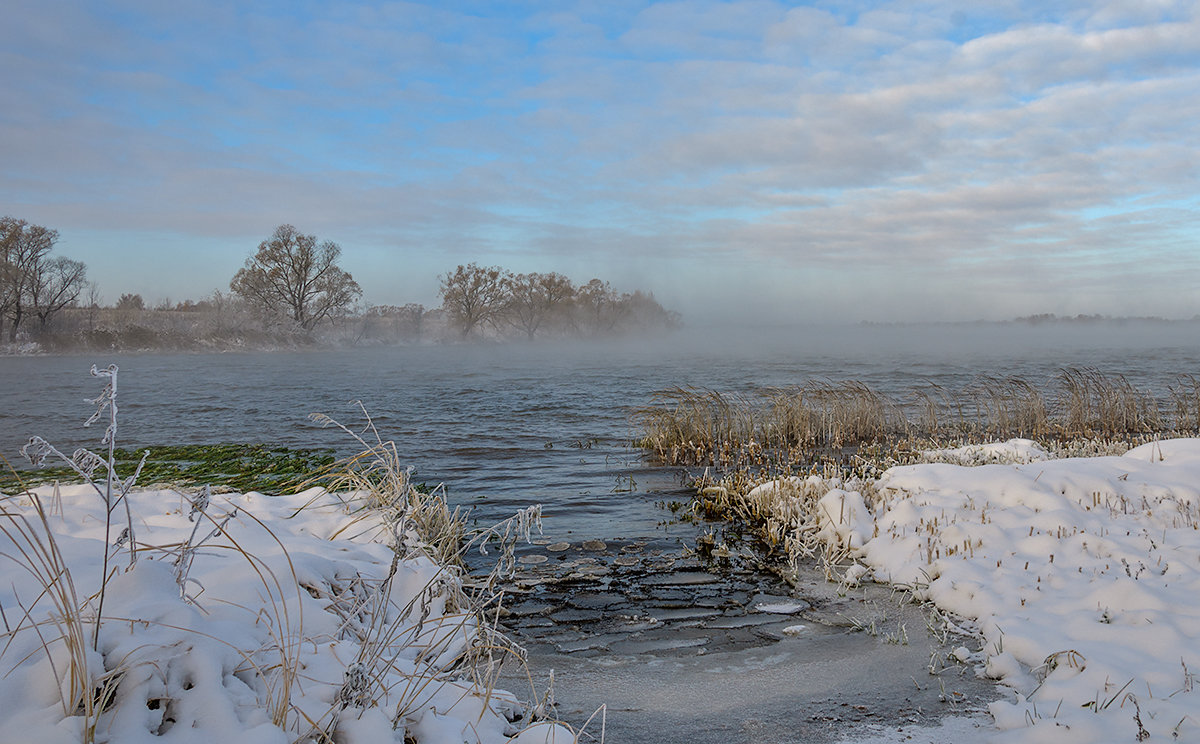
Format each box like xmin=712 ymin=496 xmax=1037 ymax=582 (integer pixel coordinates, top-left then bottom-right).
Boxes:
xmin=7 ymin=436 xmax=1200 ymax=743
xmin=812 ymin=438 xmax=1200 ymax=743
xmin=0 ymin=485 xmax=572 ymax=744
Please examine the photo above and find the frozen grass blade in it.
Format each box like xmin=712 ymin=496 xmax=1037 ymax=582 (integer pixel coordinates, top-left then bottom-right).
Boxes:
xmin=19 ymin=364 xmax=151 ymax=651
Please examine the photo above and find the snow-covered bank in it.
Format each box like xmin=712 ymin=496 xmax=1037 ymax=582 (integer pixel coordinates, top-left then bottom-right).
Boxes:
xmin=816 ymin=439 xmax=1200 ymax=742
xmin=0 ymin=485 xmax=571 ymax=744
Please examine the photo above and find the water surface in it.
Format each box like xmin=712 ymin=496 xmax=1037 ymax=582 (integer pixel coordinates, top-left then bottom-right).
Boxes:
xmin=4 ymin=322 xmax=1197 ymax=538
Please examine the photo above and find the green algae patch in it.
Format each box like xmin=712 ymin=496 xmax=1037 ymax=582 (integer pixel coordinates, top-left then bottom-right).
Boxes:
xmin=2 ymin=443 xmax=336 ymax=494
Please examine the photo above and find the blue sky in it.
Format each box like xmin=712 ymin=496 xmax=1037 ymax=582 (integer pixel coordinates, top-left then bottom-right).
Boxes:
xmin=3 ymin=0 xmax=1199 ymax=322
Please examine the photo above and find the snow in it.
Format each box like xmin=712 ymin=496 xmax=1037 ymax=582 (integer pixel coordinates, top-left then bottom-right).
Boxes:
xmin=758 ymin=602 xmax=806 ymax=614
xmin=507 ymin=722 xmax=577 ymax=743
xmin=817 ymin=489 xmax=874 ymax=550
xmin=919 ymin=438 xmax=1050 ymax=466
xmin=754 ymin=602 xmax=808 ymax=615
xmin=823 ymin=438 xmax=1200 ymax=743
xmin=0 ymin=485 xmax=554 ymax=744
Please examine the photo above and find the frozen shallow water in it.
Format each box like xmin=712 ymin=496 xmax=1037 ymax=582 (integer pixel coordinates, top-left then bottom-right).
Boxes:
xmin=495 ymin=542 xmax=1001 ymax=743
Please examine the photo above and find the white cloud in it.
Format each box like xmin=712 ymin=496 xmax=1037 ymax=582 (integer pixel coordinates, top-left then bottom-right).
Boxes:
xmin=2 ymin=0 xmax=1198 ymax=320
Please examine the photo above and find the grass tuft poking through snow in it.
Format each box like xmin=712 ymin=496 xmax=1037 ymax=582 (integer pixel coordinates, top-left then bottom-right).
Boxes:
xmin=853 ymin=439 xmax=1200 ymax=742
xmin=1 ymin=366 xmax=584 ymax=744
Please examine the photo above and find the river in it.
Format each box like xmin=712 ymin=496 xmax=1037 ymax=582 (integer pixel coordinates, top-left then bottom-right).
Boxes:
xmin=5 ymin=321 xmax=1197 ymax=532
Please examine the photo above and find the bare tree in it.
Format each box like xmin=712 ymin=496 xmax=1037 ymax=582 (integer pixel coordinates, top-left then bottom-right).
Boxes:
xmin=230 ymin=224 xmax=361 ymax=331
xmin=29 ymin=256 xmax=88 ymax=330
xmin=84 ymin=281 xmax=102 ymax=332
xmin=1 ymin=217 xmax=71 ymax=341
xmin=204 ymin=289 xmax=246 ymax=334
xmin=504 ymin=272 xmax=575 ymax=339
xmin=361 ymin=303 xmax=427 ymax=342
xmin=621 ymin=290 xmax=680 ymax=331
xmin=572 ymin=278 xmax=628 ymax=336
xmin=439 ymin=263 xmax=511 ymax=339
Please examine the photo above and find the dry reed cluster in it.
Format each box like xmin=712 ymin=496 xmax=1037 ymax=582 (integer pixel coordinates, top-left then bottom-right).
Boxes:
xmin=636 ymin=369 xmax=1200 ymax=469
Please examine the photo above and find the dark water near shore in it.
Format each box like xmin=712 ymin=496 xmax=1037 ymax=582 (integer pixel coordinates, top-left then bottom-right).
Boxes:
xmin=3 ymin=322 xmax=1198 ymax=539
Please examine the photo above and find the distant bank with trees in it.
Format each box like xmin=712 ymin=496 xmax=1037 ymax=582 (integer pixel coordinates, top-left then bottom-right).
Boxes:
xmin=1 ymin=220 xmax=679 ymax=352
xmin=437 ymin=263 xmax=678 ymax=340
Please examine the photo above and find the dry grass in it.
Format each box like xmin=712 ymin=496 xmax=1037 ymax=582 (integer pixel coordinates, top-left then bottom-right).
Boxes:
xmin=965 ymin=376 xmax=1051 ymax=440
xmin=634 ymin=388 xmax=755 ymax=467
xmin=0 ymin=486 xmax=95 ymax=724
xmin=636 ymin=382 xmax=905 ymax=468
xmin=1169 ymin=375 xmax=1200 ymax=433
xmin=636 ymin=369 xmax=1199 ymax=468
xmin=309 ymin=405 xmax=469 ymax=568
xmin=1057 ymin=368 xmax=1164 ymax=438
xmin=691 ymin=469 xmax=883 ymax=584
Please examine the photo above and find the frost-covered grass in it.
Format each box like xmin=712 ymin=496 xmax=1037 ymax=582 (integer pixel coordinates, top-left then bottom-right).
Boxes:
xmin=0 ymin=366 xmax=581 ymax=744
xmin=720 ymin=438 xmax=1200 ymax=743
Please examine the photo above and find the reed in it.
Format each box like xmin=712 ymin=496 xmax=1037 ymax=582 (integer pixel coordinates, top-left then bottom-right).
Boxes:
xmin=636 ymin=368 xmax=1198 ymax=469
xmin=692 ymin=466 xmax=885 ymax=584
xmin=966 ymin=376 xmax=1051 ymax=440
xmin=1056 ymin=368 xmax=1163 ymax=438
xmin=306 ymin=405 xmax=570 ymax=739
xmin=634 ymin=382 xmax=905 ymax=468
xmin=310 ymin=404 xmax=469 ymax=568
xmin=1168 ymin=374 xmax=1200 ymax=433
xmin=634 ymin=387 xmax=758 ymax=466
xmin=0 ymin=486 xmax=97 ymax=730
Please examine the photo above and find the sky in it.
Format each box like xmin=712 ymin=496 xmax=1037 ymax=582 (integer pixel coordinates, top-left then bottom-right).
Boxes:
xmin=2 ymin=0 xmax=1199 ymax=324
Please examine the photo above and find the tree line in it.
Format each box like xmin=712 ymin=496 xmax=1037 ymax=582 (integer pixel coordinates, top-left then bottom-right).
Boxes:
xmin=1 ymin=220 xmax=678 ymax=349
xmin=437 ymin=263 xmax=677 ymax=340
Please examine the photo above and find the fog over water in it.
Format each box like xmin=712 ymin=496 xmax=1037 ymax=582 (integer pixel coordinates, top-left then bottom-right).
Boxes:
xmin=4 ymin=320 xmax=1198 ymax=538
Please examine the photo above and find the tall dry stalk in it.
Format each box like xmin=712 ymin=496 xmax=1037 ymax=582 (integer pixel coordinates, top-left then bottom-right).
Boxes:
xmin=0 ymin=489 xmax=94 ymax=722
xmin=1169 ymin=374 xmax=1200 ymax=434
xmin=4 ymin=374 xmax=562 ymax=743
xmin=966 ymin=376 xmax=1049 ymax=439
xmin=310 ymin=404 xmax=469 ymax=567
